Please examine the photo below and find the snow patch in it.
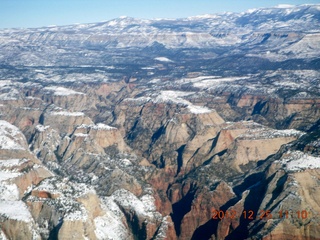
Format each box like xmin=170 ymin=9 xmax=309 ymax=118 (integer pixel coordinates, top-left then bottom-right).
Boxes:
xmin=0 ymin=201 xmax=32 ymax=222
xmin=0 ymin=121 xmax=26 ymax=150
xmin=94 ymin=198 xmax=129 ymax=240
xmin=35 ymin=125 xmax=50 ymax=132
xmin=154 ymin=91 xmax=212 ymax=114
xmin=74 ymin=133 xmax=88 ymax=138
xmin=125 ymin=91 xmax=212 ymax=114
xmin=154 ymin=57 xmax=173 ymax=62
xmin=0 ymin=184 xmax=20 ymax=201
xmin=239 ymin=128 xmax=304 ymax=140
xmin=0 ymin=229 xmax=8 ymax=240
xmin=112 ymin=189 xmax=159 ymax=219
xmin=193 ymin=76 xmax=249 ymax=89
xmin=0 ymin=159 xmax=27 ymax=168
xmin=279 ymin=151 xmax=320 ymax=171
xmin=44 ymin=86 xmax=85 ymax=96
xmin=77 ymin=123 xmax=116 ymax=131
xmin=64 ymin=206 xmax=88 ymax=222
xmin=50 ymin=111 xmax=84 ymax=116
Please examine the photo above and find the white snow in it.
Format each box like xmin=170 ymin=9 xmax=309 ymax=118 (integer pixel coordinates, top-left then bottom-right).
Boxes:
xmin=32 ymin=178 xmax=61 ymax=195
xmin=154 ymin=216 xmax=171 ymax=239
xmin=94 ymin=197 xmax=130 ymax=240
xmin=0 ymin=80 xmax=12 ymax=87
xmin=154 ymin=91 xmax=212 ymax=114
xmin=44 ymin=86 xmax=85 ymax=96
xmin=140 ymin=194 xmax=157 ymax=212
xmin=0 ymin=184 xmax=20 ymax=201
xmin=0 ymin=88 xmax=20 ymax=100
xmin=94 ymin=213 xmax=128 ymax=240
xmin=154 ymin=57 xmax=173 ymax=62
xmin=119 ymin=158 xmax=132 ymax=167
xmin=112 ymin=189 xmax=147 ymax=216
xmin=95 ymin=123 xmax=116 ymax=130
xmin=112 ymin=189 xmax=159 ymax=219
xmin=0 ymin=159 xmax=27 ymax=168
xmin=64 ymin=206 xmax=88 ymax=222
xmin=239 ymin=127 xmax=304 ymax=140
xmin=0 ymin=171 xmax=22 ymax=181
xmin=74 ymin=133 xmax=88 ymax=138
xmin=187 ymin=105 xmax=212 ymax=114
xmin=124 ymin=91 xmax=212 ymax=114
xmin=0 ymin=120 xmax=26 ymax=150
xmin=123 ymin=96 xmax=152 ymax=104
xmin=279 ymin=151 xmax=320 ymax=171
xmin=50 ymin=111 xmax=84 ymax=116
xmin=35 ymin=125 xmax=50 ymax=132
xmin=0 ymin=201 xmax=32 ymax=222
xmin=0 ymin=229 xmax=8 ymax=240
xmin=77 ymin=123 xmax=116 ymax=131
xmin=193 ymin=76 xmax=250 ymax=89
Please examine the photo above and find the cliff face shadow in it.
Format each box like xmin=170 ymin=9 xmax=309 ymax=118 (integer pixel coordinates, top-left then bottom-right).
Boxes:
xmin=191 ymin=218 xmax=217 ymax=240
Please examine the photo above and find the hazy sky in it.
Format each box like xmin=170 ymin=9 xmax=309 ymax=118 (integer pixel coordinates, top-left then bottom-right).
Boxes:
xmin=1 ymin=0 xmax=319 ymax=29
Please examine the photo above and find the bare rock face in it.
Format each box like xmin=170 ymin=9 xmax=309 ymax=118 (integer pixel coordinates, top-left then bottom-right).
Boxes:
xmin=221 ymin=124 xmax=303 ymax=172
xmin=175 ymin=181 xmax=236 ymax=240
xmin=73 ymin=123 xmax=130 ymax=152
xmin=41 ymin=110 xmax=93 ymax=137
xmin=114 ymin=96 xmax=225 ymax=175
xmin=40 ymin=86 xmax=95 ymax=112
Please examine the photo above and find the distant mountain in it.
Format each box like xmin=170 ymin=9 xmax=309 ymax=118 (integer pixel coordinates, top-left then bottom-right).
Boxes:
xmin=0 ymin=4 xmax=319 ymax=67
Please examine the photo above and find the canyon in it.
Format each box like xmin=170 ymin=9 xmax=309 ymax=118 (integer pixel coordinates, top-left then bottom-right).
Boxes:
xmin=0 ymin=4 xmax=320 ymax=240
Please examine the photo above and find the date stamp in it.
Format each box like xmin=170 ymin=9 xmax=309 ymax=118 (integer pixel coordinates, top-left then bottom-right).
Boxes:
xmin=212 ymin=209 xmax=314 ymax=220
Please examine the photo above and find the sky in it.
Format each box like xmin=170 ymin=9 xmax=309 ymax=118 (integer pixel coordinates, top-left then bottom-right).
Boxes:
xmin=0 ymin=0 xmax=319 ymax=29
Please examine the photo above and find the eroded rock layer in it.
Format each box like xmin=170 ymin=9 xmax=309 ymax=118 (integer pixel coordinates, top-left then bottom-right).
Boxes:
xmin=1 ymin=4 xmax=320 ymax=240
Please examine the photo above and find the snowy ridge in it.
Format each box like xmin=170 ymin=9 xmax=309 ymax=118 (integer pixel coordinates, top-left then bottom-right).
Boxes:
xmin=77 ymin=123 xmax=116 ymax=131
xmin=279 ymin=151 xmax=320 ymax=171
xmin=74 ymin=133 xmax=89 ymax=138
xmin=112 ymin=189 xmax=161 ymax=220
xmin=50 ymin=111 xmax=85 ymax=116
xmin=192 ymin=76 xmax=250 ymax=89
xmin=0 ymin=120 xmax=26 ymax=150
xmin=44 ymin=86 xmax=85 ymax=96
xmin=94 ymin=197 xmax=130 ymax=240
xmin=153 ymin=91 xmax=212 ymax=114
xmin=0 ymin=88 xmax=21 ymax=100
xmin=154 ymin=216 xmax=171 ymax=239
xmin=123 ymin=96 xmax=152 ymax=105
xmin=239 ymin=127 xmax=304 ymax=140
xmin=124 ymin=91 xmax=213 ymax=114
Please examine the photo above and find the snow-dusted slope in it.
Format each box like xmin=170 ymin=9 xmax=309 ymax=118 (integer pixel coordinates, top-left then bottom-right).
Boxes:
xmin=0 ymin=4 xmax=319 ymax=67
